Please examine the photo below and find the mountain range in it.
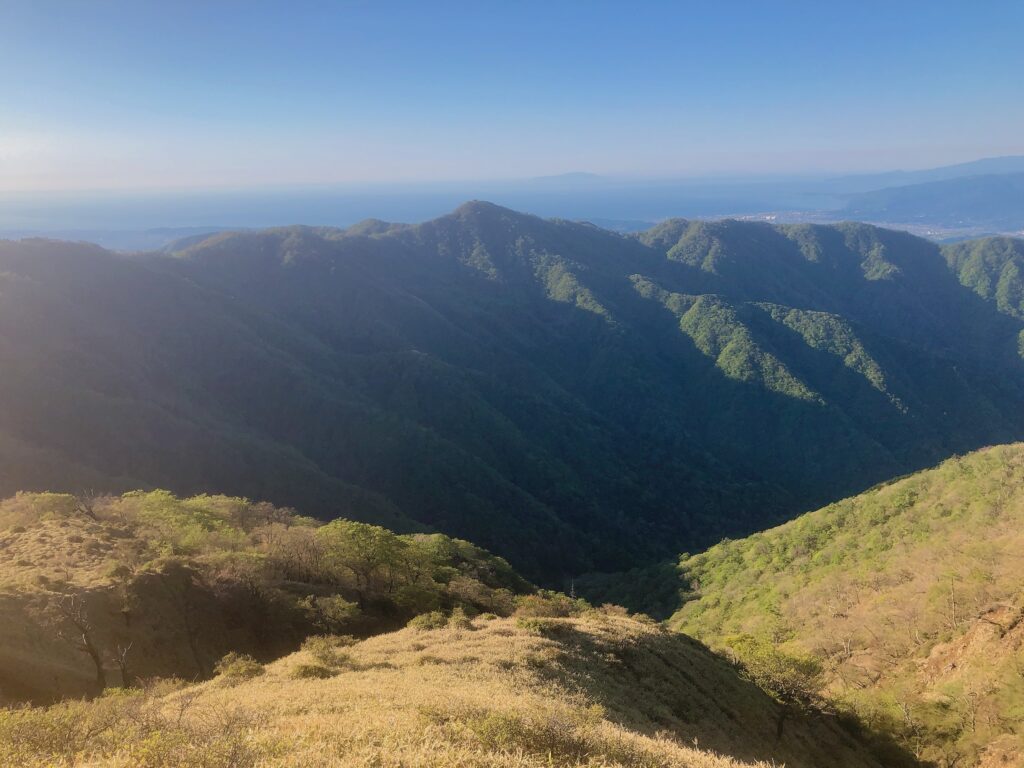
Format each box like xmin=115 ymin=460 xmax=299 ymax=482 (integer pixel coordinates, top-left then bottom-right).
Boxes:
xmin=2 ymin=202 xmax=1024 ymax=582
xmin=825 ymin=155 xmax=1024 ymax=193
xmin=845 ymin=173 xmax=1024 ymax=231
xmin=7 ymin=155 xmax=1024 ymax=247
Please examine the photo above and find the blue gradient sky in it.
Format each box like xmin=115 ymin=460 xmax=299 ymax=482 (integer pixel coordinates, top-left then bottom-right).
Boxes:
xmin=2 ymin=0 xmax=1023 ymax=190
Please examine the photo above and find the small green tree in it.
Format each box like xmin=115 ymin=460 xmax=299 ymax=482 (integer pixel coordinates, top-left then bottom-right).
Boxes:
xmin=514 ymin=591 xmax=588 ymax=618
xmin=298 ymin=595 xmax=360 ymax=633
xmin=725 ymin=634 xmax=822 ymax=707
xmin=214 ymin=652 xmax=264 ymax=683
xmin=317 ymin=520 xmax=409 ymax=604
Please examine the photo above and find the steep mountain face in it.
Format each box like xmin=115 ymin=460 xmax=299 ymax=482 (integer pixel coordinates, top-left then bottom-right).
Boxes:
xmin=668 ymin=444 xmax=1024 ymax=767
xmin=1 ymin=203 xmax=1023 ymax=580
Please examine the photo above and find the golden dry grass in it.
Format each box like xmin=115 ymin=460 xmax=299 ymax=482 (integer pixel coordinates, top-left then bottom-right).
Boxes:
xmin=0 ymin=613 xmax=890 ymax=768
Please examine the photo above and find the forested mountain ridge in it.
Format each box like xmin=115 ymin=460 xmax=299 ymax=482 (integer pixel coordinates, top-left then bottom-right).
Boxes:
xmin=1 ymin=202 xmax=1023 ymax=580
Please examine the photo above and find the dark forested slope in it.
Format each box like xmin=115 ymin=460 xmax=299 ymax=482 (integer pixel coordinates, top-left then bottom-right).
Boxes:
xmin=1 ymin=203 xmax=1023 ymax=579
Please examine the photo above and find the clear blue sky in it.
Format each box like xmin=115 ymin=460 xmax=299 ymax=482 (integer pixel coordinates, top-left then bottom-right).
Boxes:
xmin=2 ymin=0 xmax=1023 ymax=191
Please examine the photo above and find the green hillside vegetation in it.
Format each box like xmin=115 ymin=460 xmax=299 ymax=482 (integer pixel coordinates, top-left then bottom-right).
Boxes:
xmin=630 ymin=278 xmax=821 ymax=402
xmin=2 ymin=205 xmax=1024 ymax=581
xmin=944 ymin=237 xmax=1024 ymax=323
xmin=669 ymin=444 xmax=1024 ymax=767
xmin=0 ymin=611 xmax=904 ymax=768
xmin=0 ymin=490 xmax=528 ymax=703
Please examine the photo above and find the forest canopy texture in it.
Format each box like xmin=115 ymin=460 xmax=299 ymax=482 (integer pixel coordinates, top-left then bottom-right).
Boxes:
xmin=1 ymin=203 xmax=1023 ymax=580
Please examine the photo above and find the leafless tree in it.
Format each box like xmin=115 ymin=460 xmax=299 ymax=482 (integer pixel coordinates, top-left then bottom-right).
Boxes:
xmin=73 ymin=492 xmax=100 ymax=521
xmin=53 ymin=594 xmax=106 ymax=692
xmin=111 ymin=641 xmax=134 ymax=687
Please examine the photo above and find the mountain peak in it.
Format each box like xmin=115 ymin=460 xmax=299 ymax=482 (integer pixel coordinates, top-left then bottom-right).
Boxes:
xmin=439 ymin=201 xmax=548 ymax=235
xmin=450 ymin=200 xmax=517 ymax=218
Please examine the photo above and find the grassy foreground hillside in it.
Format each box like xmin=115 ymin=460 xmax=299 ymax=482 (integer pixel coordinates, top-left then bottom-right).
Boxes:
xmin=0 ymin=490 xmax=528 ymax=703
xmin=0 ymin=612 xmax=897 ymax=768
xmin=670 ymin=444 xmax=1024 ymax=767
xmin=0 ymin=490 xmax=906 ymax=766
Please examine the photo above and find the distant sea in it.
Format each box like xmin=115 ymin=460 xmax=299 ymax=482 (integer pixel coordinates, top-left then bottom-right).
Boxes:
xmin=0 ymin=177 xmax=841 ymax=250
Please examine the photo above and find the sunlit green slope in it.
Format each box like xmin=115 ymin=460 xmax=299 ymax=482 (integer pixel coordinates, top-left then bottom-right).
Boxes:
xmin=670 ymin=444 xmax=1024 ymax=767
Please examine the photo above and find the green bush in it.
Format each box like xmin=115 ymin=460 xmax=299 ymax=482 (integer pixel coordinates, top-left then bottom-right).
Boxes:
xmin=514 ymin=590 xmax=589 ymax=618
xmin=214 ymin=652 xmax=265 ymax=683
xmin=290 ymin=663 xmax=337 ymax=680
xmin=516 ymin=617 xmax=559 ymax=635
xmin=301 ymin=635 xmax=351 ymax=668
xmin=725 ymin=634 xmax=822 ymax=706
xmin=447 ymin=606 xmax=474 ymax=630
xmin=407 ymin=610 xmax=447 ymax=630
xmin=298 ymin=594 xmax=360 ymax=633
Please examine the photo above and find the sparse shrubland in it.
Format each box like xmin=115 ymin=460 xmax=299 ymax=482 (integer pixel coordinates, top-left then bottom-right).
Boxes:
xmin=0 ymin=490 xmax=529 ymax=703
xmin=0 ymin=680 xmax=274 ymax=768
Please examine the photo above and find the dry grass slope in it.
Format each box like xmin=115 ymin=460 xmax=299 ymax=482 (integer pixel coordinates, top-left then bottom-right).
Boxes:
xmin=1 ymin=613 xmax=888 ymax=767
